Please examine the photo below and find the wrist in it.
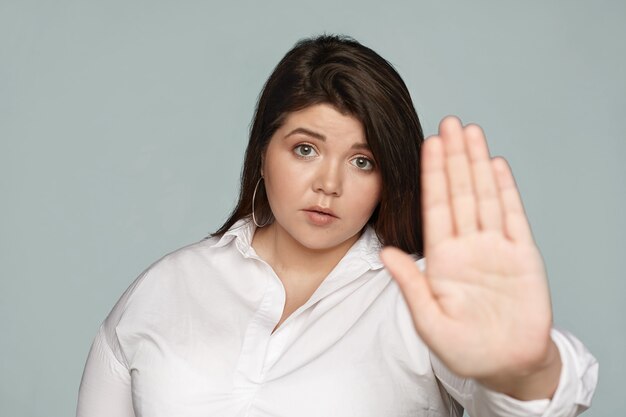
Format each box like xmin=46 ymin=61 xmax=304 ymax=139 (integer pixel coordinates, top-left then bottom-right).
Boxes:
xmin=477 ymin=339 xmax=562 ymax=401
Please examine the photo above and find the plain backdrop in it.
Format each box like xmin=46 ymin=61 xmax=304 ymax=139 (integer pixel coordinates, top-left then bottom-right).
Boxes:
xmin=1 ymin=1 xmax=624 ymax=416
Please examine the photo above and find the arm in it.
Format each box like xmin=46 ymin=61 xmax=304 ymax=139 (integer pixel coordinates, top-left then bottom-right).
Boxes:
xmin=432 ymin=328 xmax=598 ymax=417
xmin=380 ymin=116 xmax=598 ymax=414
xmin=76 ymin=324 xmax=136 ymax=417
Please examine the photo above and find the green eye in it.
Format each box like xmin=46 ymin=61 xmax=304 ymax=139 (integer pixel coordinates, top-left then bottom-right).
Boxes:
xmin=351 ymin=157 xmax=374 ymax=171
xmin=294 ymin=144 xmax=318 ymax=157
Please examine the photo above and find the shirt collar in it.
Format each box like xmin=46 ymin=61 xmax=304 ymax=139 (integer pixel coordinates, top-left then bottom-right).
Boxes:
xmin=209 ymin=217 xmax=254 ymax=251
xmin=209 ymin=216 xmax=384 ymax=270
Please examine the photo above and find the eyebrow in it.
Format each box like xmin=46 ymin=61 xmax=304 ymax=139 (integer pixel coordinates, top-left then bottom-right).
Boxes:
xmin=284 ymin=127 xmax=371 ymax=151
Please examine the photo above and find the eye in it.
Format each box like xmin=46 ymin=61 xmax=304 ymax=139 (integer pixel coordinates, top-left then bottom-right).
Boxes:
xmin=351 ymin=156 xmax=375 ymax=171
xmin=293 ymin=144 xmax=318 ymax=158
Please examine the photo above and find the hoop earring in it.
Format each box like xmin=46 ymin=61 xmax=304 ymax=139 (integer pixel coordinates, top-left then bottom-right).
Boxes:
xmin=252 ymin=177 xmax=270 ymax=228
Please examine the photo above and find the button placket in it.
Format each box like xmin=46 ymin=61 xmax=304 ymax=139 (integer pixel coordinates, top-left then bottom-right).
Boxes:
xmin=233 ymin=255 xmax=286 ymax=387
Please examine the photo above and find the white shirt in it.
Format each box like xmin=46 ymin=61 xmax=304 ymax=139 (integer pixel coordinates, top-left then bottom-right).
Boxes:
xmin=77 ymin=219 xmax=598 ymax=417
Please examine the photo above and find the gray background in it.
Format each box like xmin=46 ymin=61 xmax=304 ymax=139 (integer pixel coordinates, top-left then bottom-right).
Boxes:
xmin=1 ymin=0 xmax=624 ymax=416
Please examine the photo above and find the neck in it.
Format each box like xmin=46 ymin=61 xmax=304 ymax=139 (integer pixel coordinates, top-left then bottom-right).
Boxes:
xmin=251 ymin=222 xmax=360 ymax=279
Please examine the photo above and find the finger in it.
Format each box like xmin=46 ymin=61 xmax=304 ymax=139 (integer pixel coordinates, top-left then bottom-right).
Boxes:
xmin=492 ymin=157 xmax=534 ymax=244
xmin=380 ymin=246 xmax=442 ymax=338
xmin=465 ymin=124 xmax=502 ymax=232
xmin=421 ymin=136 xmax=454 ymax=249
xmin=439 ymin=116 xmax=478 ymax=235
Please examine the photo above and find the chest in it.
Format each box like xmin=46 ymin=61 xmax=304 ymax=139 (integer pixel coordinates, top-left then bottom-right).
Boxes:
xmin=117 ymin=256 xmax=453 ymax=417
xmin=272 ymin=273 xmax=325 ymax=333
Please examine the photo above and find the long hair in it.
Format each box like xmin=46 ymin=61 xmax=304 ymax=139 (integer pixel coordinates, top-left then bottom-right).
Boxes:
xmin=213 ymin=34 xmax=424 ymax=255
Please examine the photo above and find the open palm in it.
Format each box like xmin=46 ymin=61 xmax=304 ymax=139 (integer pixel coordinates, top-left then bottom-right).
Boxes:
xmin=381 ymin=117 xmax=554 ymax=383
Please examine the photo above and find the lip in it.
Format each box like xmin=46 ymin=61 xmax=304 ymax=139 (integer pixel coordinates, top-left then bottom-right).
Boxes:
xmin=303 ymin=206 xmax=338 ymax=218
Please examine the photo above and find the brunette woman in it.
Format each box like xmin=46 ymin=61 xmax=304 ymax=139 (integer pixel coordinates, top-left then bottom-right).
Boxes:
xmin=77 ymin=34 xmax=597 ymax=417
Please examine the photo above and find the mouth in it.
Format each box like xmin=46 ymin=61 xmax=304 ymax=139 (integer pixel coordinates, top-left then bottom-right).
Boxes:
xmin=303 ymin=206 xmax=338 ymax=218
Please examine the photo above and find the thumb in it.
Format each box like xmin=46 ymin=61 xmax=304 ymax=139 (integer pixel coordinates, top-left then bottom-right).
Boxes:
xmin=380 ymin=246 xmax=441 ymax=337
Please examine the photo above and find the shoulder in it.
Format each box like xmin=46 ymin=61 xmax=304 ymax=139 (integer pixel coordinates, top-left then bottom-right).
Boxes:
xmin=102 ymin=235 xmax=225 ymax=325
xmin=142 ymin=235 xmax=222 ymax=277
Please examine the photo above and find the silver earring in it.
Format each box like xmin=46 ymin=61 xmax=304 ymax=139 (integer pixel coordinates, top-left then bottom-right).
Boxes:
xmin=252 ymin=177 xmax=270 ymax=228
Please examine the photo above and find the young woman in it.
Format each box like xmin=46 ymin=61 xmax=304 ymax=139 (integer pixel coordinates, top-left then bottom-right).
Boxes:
xmin=77 ymin=34 xmax=598 ymax=417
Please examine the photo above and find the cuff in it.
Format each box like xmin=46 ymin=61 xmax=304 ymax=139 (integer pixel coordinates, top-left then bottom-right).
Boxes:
xmin=472 ymin=328 xmax=598 ymax=417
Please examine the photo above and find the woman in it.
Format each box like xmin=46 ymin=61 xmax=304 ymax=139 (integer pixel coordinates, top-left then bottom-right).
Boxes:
xmin=77 ymin=34 xmax=597 ymax=417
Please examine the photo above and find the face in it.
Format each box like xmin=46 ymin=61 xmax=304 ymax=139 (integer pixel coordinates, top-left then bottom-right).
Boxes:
xmin=261 ymin=103 xmax=382 ymax=252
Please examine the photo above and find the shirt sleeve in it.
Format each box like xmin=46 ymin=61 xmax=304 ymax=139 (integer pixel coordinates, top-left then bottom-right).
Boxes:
xmin=76 ymin=323 xmax=136 ymax=417
xmin=76 ymin=267 xmax=153 ymax=417
xmin=76 ymin=325 xmax=135 ymax=417
xmin=431 ymin=328 xmax=598 ymax=417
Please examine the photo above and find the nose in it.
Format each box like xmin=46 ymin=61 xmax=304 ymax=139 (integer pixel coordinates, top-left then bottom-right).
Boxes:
xmin=313 ymin=160 xmax=342 ymax=196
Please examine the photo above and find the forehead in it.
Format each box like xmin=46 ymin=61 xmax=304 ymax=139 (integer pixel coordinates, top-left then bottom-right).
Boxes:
xmin=280 ymin=103 xmax=366 ymax=142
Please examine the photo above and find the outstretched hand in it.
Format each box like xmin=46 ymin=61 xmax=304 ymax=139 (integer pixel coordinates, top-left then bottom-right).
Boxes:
xmin=380 ymin=116 xmax=561 ymax=399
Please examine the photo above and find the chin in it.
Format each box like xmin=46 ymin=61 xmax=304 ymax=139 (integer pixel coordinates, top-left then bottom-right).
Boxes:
xmin=299 ymin=239 xmax=344 ymax=252
xmin=271 ymin=214 xmax=363 ymax=252
xmin=290 ymin=228 xmax=360 ymax=252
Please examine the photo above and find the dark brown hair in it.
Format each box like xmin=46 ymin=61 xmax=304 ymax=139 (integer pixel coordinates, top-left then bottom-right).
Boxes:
xmin=213 ymin=34 xmax=424 ymax=255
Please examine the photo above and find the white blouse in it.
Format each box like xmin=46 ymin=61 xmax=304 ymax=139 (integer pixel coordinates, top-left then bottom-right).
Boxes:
xmin=77 ymin=219 xmax=598 ymax=417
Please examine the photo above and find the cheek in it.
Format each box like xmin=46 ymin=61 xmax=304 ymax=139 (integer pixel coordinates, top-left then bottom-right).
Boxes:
xmin=346 ymin=175 xmax=382 ymax=213
xmin=266 ymin=146 xmax=289 ymax=176
xmin=264 ymin=155 xmax=307 ymax=201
